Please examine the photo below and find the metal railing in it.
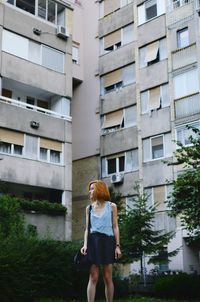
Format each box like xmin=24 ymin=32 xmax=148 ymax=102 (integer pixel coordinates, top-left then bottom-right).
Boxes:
xmin=0 ymin=95 xmax=72 ymax=122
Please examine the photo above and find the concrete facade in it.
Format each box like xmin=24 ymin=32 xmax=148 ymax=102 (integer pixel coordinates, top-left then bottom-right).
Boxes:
xmin=72 ymin=0 xmax=200 ymax=274
xmin=0 ymin=0 xmax=73 ymax=240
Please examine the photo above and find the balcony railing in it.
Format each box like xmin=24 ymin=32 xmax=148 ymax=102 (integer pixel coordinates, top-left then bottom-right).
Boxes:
xmin=0 ymin=96 xmax=72 ymax=121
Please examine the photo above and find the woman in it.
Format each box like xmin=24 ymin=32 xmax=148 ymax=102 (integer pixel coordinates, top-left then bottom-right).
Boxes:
xmin=81 ymin=180 xmax=122 ymax=302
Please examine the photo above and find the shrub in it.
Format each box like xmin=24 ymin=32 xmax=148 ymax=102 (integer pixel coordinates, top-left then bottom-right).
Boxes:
xmin=154 ymin=273 xmax=200 ymax=299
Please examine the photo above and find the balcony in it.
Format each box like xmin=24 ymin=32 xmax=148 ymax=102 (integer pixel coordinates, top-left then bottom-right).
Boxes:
xmin=167 ymin=0 xmax=193 ymax=28
xmin=0 ymin=95 xmax=71 ymax=121
xmin=172 ymin=43 xmax=197 ymax=70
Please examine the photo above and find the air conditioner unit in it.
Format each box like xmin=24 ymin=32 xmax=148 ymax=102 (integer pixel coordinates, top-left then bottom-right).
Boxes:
xmin=110 ymin=173 xmax=124 ymax=184
xmin=56 ymin=25 xmax=69 ymax=39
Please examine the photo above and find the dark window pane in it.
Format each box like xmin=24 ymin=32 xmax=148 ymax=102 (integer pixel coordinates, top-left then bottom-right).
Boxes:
xmin=146 ymin=4 xmax=157 ymax=20
xmin=152 ymin=144 xmax=163 ymax=159
xmin=14 ymin=145 xmax=23 ymax=155
xmin=16 ymin=0 xmax=35 ymax=15
xmin=119 ymin=156 xmax=125 ymax=172
xmin=107 ymin=158 xmax=116 ymax=174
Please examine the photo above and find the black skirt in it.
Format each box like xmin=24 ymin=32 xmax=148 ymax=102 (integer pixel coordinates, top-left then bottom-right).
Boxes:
xmin=87 ymin=232 xmax=116 ymax=265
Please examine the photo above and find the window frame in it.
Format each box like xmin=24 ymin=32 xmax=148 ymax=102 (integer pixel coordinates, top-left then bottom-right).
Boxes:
xmin=151 ymin=135 xmax=164 ymax=160
xmin=177 ymin=27 xmax=189 ymax=49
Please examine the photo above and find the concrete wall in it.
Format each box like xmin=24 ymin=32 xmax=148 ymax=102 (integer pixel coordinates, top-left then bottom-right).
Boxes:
xmin=72 ymin=155 xmax=99 ymax=240
xmin=139 ymin=60 xmax=168 ymax=91
xmin=100 ymin=126 xmax=138 ymax=156
xmin=71 ymin=1 xmax=100 ymax=160
xmin=25 ymin=212 xmax=66 ymax=241
xmin=101 ymin=83 xmax=136 ymax=113
xmin=99 ymin=43 xmax=135 ymax=75
xmin=138 ymin=15 xmax=166 ymax=47
xmin=141 ymin=108 xmax=171 ymax=138
xmin=99 ymin=3 xmax=134 ymax=37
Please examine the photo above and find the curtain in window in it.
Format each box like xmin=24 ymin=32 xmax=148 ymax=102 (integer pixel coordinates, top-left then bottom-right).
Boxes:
xmin=143 ymin=138 xmax=150 ymax=162
xmin=42 ymin=45 xmax=64 ymax=73
xmin=104 ymin=0 xmax=120 ymax=16
xmin=161 ymin=84 xmax=169 ymax=108
xmin=173 ymin=68 xmax=199 ymax=99
xmin=149 ymin=86 xmax=160 ymax=110
xmin=2 ymin=29 xmax=28 ymax=60
xmin=25 ymin=135 xmax=38 ymax=159
xmin=123 ymin=64 xmax=135 ymax=86
xmin=141 ymin=91 xmax=148 ymax=113
xmin=104 ymin=30 xmax=121 ymax=49
xmin=29 ymin=41 xmax=41 ymax=64
xmin=164 ymin=133 xmax=172 ymax=157
xmin=175 ymin=94 xmax=200 ymax=118
xmin=124 ymin=106 xmax=136 ymax=127
xmin=126 ymin=149 xmax=138 ymax=172
xmin=153 ymin=186 xmax=165 ymax=211
xmin=145 ymin=41 xmax=159 ymax=63
xmin=123 ymin=23 xmax=134 ymax=45
xmin=102 ymin=110 xmax=123 ymax=129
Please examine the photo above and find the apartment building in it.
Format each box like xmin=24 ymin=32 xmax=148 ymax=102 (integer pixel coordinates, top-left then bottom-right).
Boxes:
xmin=0 ymin=0 xmax=73 ymax=240
xmin=72 ymin=0 xmax=200 ymax=274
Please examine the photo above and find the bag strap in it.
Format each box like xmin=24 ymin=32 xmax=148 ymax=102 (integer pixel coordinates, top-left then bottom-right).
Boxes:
xmin=88 ymin=204 xmax=92 ymax=233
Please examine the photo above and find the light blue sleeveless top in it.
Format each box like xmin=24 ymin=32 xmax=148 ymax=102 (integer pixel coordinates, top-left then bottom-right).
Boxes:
xmin=90 ymin=201 xmax=114 ymax=236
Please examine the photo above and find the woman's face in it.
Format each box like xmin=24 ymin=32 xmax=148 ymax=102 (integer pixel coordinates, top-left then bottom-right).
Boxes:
xmin=89 ymin=183 xmax=96 ymax=201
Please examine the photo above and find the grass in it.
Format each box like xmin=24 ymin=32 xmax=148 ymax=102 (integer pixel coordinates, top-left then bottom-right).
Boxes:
xmin=35 ymin=298 xmax=200 ymax=302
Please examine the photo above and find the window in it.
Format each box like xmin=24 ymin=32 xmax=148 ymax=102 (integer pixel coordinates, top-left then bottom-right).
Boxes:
xmin=151 ymin=135 xmax=164 ymax=159
xmin=172 ymin=0 xmax=191 ymax=10
xmin=173 ymin=68 xmax=199 ymax=99
xmin=2 ymin=30 xmax=65 ymax=73
xmin=141 ymin=84 xmax=169 ymax=114
xmin=176 ymin=121 xmax=200 ymax=146
xmin=146 ymin=0 xmax=157 ymax=21
xmin=0 ymin=128 xmax=24 ymax=156
xmin=40 ymin=138 xmax=62 ymax=164
xmin=139 ymin=38 xmax=167 ymax=68
xmin=138 ymin=0 xmax=165 ymax=25
xmin=25 ymin=135 xmax=38 ymax=159
xmin=177 ymin=28 xmax=189 ymax=48
xmin=6 ymin=0 xmax=66 ymax=26
xmin=121 ymin=0 xmax=133 ymax=7
xmin=101 ymin=149 xmax=138 ymax=177
xmin=143 ymin=133 xmax=172 ymax=162
xmin=100 ymin=23 xmax=134 ymax=56
xmin=104 ymin=0 xmax=120 ymax=17
xmin=122 ymin=23 xmax=134 ymax=45
xmin=101 ymin=64 xmax=135 ymax=95
xmin=107 ymin=155 xmax=125 ymax=174
xmin=101 ymin=106 xmax=136 ymax=134
xmin=72 ymin=45 xmax=79 ymax=64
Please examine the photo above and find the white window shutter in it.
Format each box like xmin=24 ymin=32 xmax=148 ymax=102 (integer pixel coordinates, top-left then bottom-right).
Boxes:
xmin=143 ymin=138 xmax=150 ymax=162
xmin=138 ymin=4 xmax=145 ymax=25
xmin=157 ymin=0 xmax=165 ymax=16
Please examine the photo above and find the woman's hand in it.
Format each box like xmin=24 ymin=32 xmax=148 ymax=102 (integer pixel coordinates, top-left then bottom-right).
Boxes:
xmin=115 ymin=246 xmax=122 ymax=260
xmin=80 ymin=246 xmax=87 ymax=255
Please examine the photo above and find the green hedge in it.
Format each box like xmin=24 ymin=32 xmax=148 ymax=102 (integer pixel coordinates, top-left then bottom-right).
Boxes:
xmin=154 ymin=273 xmax=200 ymax=299
xmin=19 ymin=199 xmax=67 ymax=215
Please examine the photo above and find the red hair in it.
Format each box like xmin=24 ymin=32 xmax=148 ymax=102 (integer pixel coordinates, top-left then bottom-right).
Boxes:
xmin=88 ymin=180 xmax=110 ymax=201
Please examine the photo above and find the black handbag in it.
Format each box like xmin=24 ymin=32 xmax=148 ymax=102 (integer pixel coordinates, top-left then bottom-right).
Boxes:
xmin=74 ymin=205 xmax=92 ymax=270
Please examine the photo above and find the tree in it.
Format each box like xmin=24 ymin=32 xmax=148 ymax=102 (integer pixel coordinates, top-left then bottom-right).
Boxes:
xmin=118 ymin=184 xmax=177 ymax=275
xmin=166 ymin=125 xmax=200 ymax=240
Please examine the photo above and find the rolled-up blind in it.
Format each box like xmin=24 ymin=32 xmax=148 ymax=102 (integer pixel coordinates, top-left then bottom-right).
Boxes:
xmin=40 ymin=138 xmax=62 ymax=152
xmin=104 ymin=30 xmax=121 ymax=49
xmin=104 ymin=0 xmax=120 ymax=16
xmin=104 ymin=69 xmax=122 ymax=87
xmin=0 ymin=128 xmax=24 ymax=145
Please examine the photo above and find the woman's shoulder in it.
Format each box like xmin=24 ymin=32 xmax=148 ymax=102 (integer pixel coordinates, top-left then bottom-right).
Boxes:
xmin=108 ymin=201 xmax=117 ymax=210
